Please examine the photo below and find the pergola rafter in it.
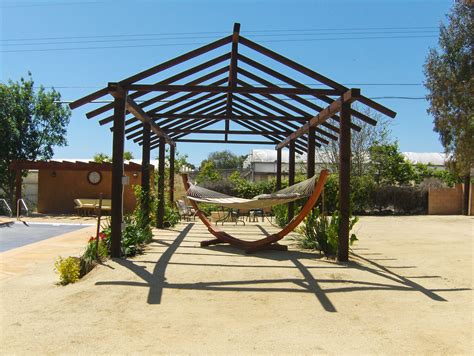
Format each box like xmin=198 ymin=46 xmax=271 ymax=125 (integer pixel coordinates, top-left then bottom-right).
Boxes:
xmin=69 ymin=23 xmax=396 ymax=262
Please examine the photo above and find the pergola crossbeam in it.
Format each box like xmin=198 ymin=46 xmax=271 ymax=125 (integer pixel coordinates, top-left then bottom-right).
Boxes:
xmin=70 ymin=35 xmax=232 ymax=110
xmin=119 ymin=93 xmax=175 ymax=146
xmin=87 ymin=53 xmax=231 ymax=120
xmin=126 ymin=84 xmax=340 ymax=96
xmin=276 ymin=89 xmax=360 ymax=149
xmin=238 ymin=35 xmax=396 ymax=118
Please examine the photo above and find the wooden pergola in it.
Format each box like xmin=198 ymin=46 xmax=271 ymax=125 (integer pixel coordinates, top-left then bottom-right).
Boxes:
xmin=70 ymin=23 xmax=396 ymax=262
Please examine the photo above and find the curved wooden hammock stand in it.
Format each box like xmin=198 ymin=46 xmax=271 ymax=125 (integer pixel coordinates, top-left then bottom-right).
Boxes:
xmin=181 ymin=169 xmax=329 ymax=253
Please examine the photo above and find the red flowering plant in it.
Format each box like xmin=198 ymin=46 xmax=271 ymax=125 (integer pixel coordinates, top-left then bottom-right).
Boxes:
xmin=83 ymin=232 xmax=109 ymax=264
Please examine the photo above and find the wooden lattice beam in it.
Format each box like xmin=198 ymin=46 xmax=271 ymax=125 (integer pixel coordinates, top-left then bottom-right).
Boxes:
xmin=276 ymin=89 xmax=360 ymax=149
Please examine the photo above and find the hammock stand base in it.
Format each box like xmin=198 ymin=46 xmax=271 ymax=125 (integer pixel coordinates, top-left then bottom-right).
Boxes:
xmin=181 ymin=170 xmax=328 ymax=254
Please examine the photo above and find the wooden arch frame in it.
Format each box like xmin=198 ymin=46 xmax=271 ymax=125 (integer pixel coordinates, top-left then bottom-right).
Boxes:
xmin=69 ymin=23 xmax=396 ymax=261
xmin=182 ymin=170 xmax=329 ymax=253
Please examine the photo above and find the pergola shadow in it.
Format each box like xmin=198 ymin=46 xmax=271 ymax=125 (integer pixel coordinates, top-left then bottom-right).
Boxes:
xmin=95 ymin=223 xmax=469 ymax=311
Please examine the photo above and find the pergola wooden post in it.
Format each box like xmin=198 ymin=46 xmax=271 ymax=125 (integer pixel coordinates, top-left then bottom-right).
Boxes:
xmin=169 ymin=144 xmax=175 ymax=204
xmin=141 ymin=122 xmax=151 ymax=225
xmin=288 ymin=141 xmax=295 ymax=221
xmin=156 ymin=138 xmax=166 ymax=228
xmin=110 ymin=85 xmax=127 ymax=258
xmin=338 ymin=100 xmax=352 ymax=262
xmin=276 ymin=148 xmax=282 ymax=190
xmin=307 ymin=126 xmax=316 ymax=178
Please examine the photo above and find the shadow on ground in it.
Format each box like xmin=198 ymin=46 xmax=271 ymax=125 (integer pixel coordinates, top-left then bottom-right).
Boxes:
xmin=95 ymin=223 xmax=470 ymax=311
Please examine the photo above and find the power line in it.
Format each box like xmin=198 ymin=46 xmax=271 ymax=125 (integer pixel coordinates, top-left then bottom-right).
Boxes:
xmin=0 ymin=1 xmax=108 ymax=8
xmin=1 ymin=26 xmax=439 ymax=42
xmin=2 ymin=30 xmax=439 ymax=47
xmin=0 ymin=35 xmax=437 ymax=53
xmin=37 ymin=83 xmax=424 ymax=90
xmin=55 ymin=96 xmax=426 ymax=104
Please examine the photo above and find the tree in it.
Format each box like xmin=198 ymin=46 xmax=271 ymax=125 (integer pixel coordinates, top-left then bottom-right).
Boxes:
xmin=0 ymin=73 xmax=71 ymax=207
xmin=196 ymin=161 xmax=221 ymax=184
xmin=123 ymin=151 xmax=134 ymax=160
xmin=93 ymin=153 xmax=112 ymax=163
xmin=201 ymin=150 xmax=245 ymax=170
xmin=316 ymin=106 xmax=391 ymax=176
xmin=424 ymin=1 xmax=473 ymax=214
xmin=92 ymin=151 xmax=134 ymax=163
xmin=368 ymin=143 xmax=414 ymax=186
xmin=167 ymin=149 xmax=195 ymax=173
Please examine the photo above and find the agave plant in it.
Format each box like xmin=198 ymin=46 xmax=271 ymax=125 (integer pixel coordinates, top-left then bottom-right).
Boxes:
xmin=296 ymin=208 xmax=358 ymax=257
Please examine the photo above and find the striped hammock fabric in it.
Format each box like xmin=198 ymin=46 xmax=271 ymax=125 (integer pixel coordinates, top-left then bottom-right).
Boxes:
xmin=185 ymin=174 xmax=317 ymax=210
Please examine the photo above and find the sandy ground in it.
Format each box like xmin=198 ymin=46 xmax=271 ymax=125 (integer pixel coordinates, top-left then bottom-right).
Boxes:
xmin=0 ymin=215 xmax=472 ymax=354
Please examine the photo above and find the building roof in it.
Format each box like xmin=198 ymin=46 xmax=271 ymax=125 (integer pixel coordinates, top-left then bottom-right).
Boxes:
xmin=9 ymin=160 xmax=151 ymax=171
xmin=401 ymin=152 xmax=447 ymax=166
xmin=243 ymin=149 xmax=447 ymax=167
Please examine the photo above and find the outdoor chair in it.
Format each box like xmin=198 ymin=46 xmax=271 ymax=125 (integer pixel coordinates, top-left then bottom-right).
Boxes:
xmin=214 ymin=207 xmax=246 ymax=226
xmin=74 ymin=198 xmax=112 ymax=216
xmin=175 ymin=199 xmax=196 ymax=221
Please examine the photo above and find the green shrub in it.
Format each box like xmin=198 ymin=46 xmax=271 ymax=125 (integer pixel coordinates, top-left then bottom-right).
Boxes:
xmin=134 ymin=185 xmax=153 ymax=232
xmin=272 ymin=204 xmax=288 ymax=228
xmin=200 ymin=179 xmax=237 ymax=196
xmin=295 ymin=208 xmax=358 ymax=257
xmin=120 ymin=215 xmax=151 ymax=256
xmin=371 ymin=185 xmax=428 ymax=214
xmin=164 ymin=204 xmax=180 ymax=227
xmin=54 ymin=256 xmax=81 ymax=285
xmin=322 ymin=174 xmax=339 ymax=213
xmin=351 ymin=175 xmax=376 ymax=214
xmin=271 ymin=201 xmax=305 ymax=228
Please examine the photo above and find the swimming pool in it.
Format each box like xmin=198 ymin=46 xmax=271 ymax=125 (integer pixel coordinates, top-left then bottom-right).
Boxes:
xmin=0 ymin=222 xmax=93 ymax=252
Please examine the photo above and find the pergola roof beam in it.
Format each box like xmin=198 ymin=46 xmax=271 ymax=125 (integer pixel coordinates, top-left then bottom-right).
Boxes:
xmin=233 ymin=119 xmax=307 ymax=154
xmin=231 ymin=91 xmax=336 ymax=142
xmin=175 ymin=139 xmax=277 ymax=145
xmin=123 ymin=87 xmax=227 ymax=136
xmin=170 ymin=119 xmax=222 ymax=141
xmin=121 ymin=94 xmax=175 ymax=147
xmin=70 ymin=35 xmax=232 ymax=110
xmin=166 ymin=129 xmax=293 ymax=135
xmin=277 ymin=89 xmax=360 ymax=149
xmin=231 ymin=101 xmax=308 ymax=146
xmin=145 ymin=104 xmax=228 ymax=144
xmin=238 ymin=54 xmax=370 ymax=128
xmin=126 ymin=84 xmax=339 ymax=96
xmin=237 ymin=78 xmax=311 ymax=117
xmin=239 ymin=35 xmax=396 ymax=118
xmin=239 ymin=35 xmax=347 ymax=92
xmin=149 ymin=113 xmax=309 ymax=122
xmin=225 ymin=23 xmax=240 ymax=141
xmin=141 ymin=105 xmax=227 ymax=144
xmin=101 ymin=69 xmax=229 ymax=126
xmin=231 ymin=106 xmax=309 ymax=151
xmin=86 ymin=53 xmax=231 ymax=120
xmin=239 ymin=71 xmax=362 ymax=132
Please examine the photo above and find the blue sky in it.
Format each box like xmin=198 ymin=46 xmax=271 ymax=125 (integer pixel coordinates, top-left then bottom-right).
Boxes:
xmin=1 ymin=0 xmax=453 ymax=166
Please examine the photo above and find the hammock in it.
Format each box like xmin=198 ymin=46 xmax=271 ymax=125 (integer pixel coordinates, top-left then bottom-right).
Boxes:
xmin=181 ymin=169 xmax=328 ymax=254
xmin=185 ymin=174 xmax=318 ymax=210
